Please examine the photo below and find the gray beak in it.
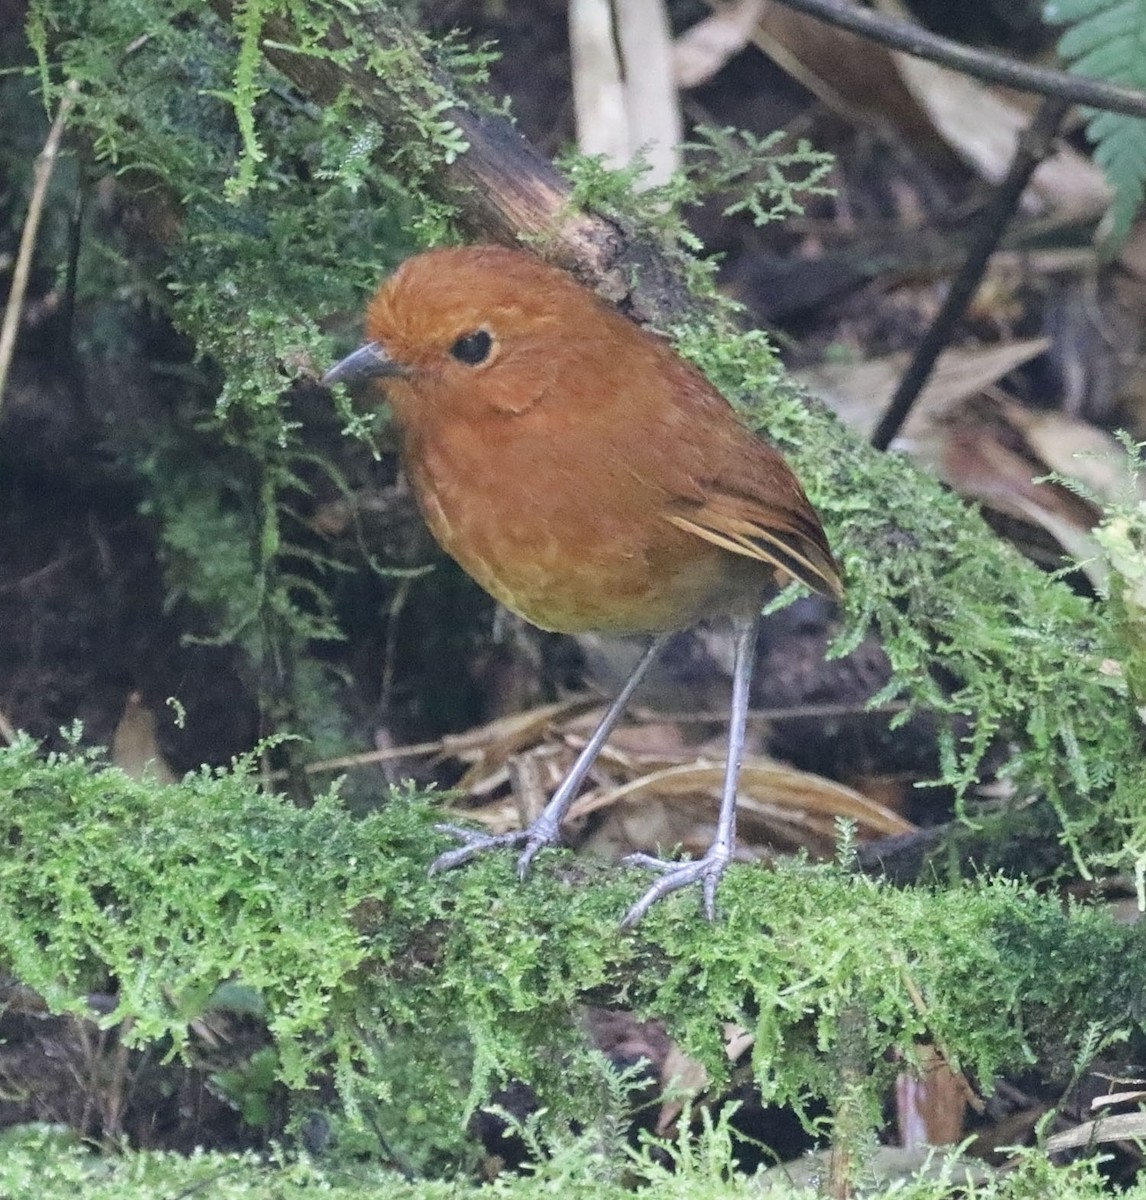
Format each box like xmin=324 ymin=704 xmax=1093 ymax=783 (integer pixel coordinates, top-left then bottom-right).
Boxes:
xmin=322 ymin=341 xmax=409 ymax=387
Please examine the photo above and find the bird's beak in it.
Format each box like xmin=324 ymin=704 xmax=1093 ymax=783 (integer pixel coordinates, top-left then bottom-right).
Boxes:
xmin=322 ymin=341 xmax=409 ymax=387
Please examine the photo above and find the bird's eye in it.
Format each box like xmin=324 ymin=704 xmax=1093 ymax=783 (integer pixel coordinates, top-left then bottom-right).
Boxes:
xmin=450 ymin=329 xmax=493 ymax=366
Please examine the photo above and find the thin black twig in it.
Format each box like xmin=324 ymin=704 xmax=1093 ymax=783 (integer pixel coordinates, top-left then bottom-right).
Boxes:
xmin=767 ymin=0 xmax=1146 ymax=118
xmin=870 ymin=95 xmax=1072 ymax=451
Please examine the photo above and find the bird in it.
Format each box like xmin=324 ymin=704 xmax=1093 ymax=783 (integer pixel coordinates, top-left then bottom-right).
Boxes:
xmin=323 ymin=244 xmax=841 ymax=925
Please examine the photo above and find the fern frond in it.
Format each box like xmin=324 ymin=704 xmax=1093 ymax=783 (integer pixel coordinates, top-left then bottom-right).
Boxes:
xmin=1048 ymin=0 xmax=1146 ymax=244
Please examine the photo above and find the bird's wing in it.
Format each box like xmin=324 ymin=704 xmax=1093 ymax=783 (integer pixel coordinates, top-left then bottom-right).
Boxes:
xmin=664 ymin=486 xmax=843 ymax=599
xmin=608 ymin=349 xmax=842 ymax=598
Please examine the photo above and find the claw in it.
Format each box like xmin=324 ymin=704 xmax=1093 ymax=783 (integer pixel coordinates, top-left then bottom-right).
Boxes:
xmin=620 ymin=613 xmax=755 ymax=928
xmin=428 ymin=821 xmax=562 ymax=879
xmin=428 ymin=824 xmax=529 ymax=875
xmin=515 ymin=833 xmax=553 ymax=880
xmin=620 ymin=848 xmax=731 ymax=928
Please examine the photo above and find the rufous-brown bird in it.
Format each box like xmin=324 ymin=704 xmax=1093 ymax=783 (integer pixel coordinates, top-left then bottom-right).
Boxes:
xmin=324 ymin=245 xmax=841 ymax=925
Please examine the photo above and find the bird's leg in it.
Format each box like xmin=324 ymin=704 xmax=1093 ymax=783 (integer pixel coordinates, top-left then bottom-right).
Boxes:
xmin=430 ymin=632 xmax=674 ymax=878
xmin=621 ymin=612 xmax=760 ymax=927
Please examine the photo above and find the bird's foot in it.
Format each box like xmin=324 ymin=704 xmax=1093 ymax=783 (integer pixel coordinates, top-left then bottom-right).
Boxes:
xmin=620 ymin=845 xmax=731 ymax=928
xmin=429 ymin=820 xmax=561 ymax=880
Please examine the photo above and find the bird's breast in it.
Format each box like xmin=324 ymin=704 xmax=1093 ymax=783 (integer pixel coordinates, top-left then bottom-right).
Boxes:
xmin=401 ymin=414 xmax=767 ymax=635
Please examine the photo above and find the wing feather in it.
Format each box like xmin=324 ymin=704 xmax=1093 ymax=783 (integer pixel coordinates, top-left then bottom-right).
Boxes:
xmin=665 ymin=490 xmax=842 ymax=598
xmin=608 ymin=343 xmax=842 ymax=599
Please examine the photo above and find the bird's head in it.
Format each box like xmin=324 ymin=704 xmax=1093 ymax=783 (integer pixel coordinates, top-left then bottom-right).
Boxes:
xmin=323 ymin=245 xmax=610 ymax=420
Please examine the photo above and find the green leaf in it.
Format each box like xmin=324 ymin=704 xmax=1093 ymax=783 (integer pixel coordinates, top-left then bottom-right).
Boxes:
xmin=1047 ymin=0 xmax=1146 ymax=246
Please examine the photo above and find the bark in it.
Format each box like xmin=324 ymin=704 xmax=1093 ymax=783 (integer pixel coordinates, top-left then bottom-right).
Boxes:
xmin=208 ymin=0 xmax=700 ymax=328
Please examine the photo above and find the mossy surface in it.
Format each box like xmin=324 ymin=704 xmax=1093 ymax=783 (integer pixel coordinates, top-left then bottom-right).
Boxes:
xmin=1 ymin=739 xmax=1142 ymax=1169
xmin=1 ymin=1103 xmax=1144 ymax=1199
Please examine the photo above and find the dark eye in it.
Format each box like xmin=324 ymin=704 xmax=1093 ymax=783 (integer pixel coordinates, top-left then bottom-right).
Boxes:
xmin=450 ymin=329 xmax=493 ymax=365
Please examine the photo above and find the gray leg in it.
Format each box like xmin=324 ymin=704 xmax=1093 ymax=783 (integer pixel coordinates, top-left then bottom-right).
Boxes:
xmin=620 ymin=612 xmax=759 ymax=927
xmin=429 ymin=632 xmax=673 ymax=877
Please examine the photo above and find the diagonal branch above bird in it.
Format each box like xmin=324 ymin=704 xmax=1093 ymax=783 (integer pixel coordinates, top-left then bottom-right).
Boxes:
xmin=324 ymin=244 xmax=841 ymax=926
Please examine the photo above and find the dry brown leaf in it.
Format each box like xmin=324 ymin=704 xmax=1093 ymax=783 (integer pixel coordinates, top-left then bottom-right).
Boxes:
xmin=674 ymin=0 xmax=766 ymax=89
xmin=873 ymin=0 xmax=1111 ymax=219
xmin=655 ymin=1042 xmax=710 ymax=1133
xmin=725 ymin=1024 xmax=755 ymax=1063
xmin=441 ymin=699 xmax=591 ymax=764
xmin=599 ymin=719 xmax=693 ymax=758
xmin=888 ymin=49 xmax=1110 ymax=219
xmin=797 ymin=337 xmax=1050 ymax=444
xmin=1046 ymin=1110 xmax=1146 ymax=1152
xmin=1002 ymin=400 xmax=1144 ymax=505
xmin=444 ymin=794 xmax=523 ymax=835
xmin=732 ymin=795 xmax=851 ymax=844
xmin=436 ymin=696 xmax=912 ymax=863
xmin=655 ymin=1022 xmax=753 ymax=1133
xmin=751 ymin=2 xmax=946 ymax=159
xmin=939 ymin=414 xmax=1090 ymax=510
xmin=804 ymin=293 xmax=1136 ymax=582
xmin=748 ymin=0 xmax=1108 ymax=217
xmin=1093 ymin=1089 xmax=1146 ymax=1110
xmin=571 ymin=758 xmax=914 ymax=837
xmin=443 ymin=698 xmax=594 ymax=791
xmin=111 ymin=691 xmax=177 ymax=784
xmin=1009 ymin=498 xmax=1107 ymax=590
xmin=595 ymin=789 xmax=696 ymax=860
xmin=937 ymin=403 xmax=1112 ymax=586
xmin=805 ymin=340 xmax=1122 ymax=584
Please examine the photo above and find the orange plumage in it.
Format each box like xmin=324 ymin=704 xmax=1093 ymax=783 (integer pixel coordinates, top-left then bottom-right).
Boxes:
xmin=325 ymin=244 xmax=840 ymax=924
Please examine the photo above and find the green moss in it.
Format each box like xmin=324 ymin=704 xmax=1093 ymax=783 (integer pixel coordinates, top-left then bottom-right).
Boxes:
xmin=20 ymin=0 xmax=429 ymax=758
xmin=1 ymin=739 xmax=1142 ymax=1169
xmin=3 ymin=1121 xmax=1143 ymax=1199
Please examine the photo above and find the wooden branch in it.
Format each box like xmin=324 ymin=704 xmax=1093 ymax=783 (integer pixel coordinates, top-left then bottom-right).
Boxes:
xmin=769 ymin=0 xmax=1146 ymax=119
xmin=209 ymin=1 xmax=700 ymax=328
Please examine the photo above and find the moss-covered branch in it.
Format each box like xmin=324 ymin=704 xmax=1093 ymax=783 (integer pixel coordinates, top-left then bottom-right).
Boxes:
xmin=1 ymin=1125 xmax=1137 ymax=1199
xmin=199 ymin=0 xmax=709 ymax=328
xmin=1 ymin=742 xmax=1141 ymax=1169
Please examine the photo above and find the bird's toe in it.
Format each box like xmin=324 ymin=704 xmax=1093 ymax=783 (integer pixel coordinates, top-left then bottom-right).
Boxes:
xmin=620 ymin=848 xmax=732 ymax=927
xmin=429 ymin=823 xmax=529 ymax=875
